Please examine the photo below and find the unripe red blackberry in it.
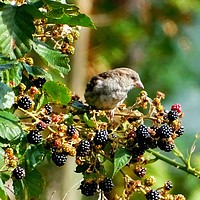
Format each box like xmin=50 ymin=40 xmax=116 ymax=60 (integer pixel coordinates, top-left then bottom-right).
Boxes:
xmin=99 ymin=177 xmax=114 ymax=193
xmin=33 ymin=77 xmax=46 ymax=88
xmin=27 ymin=130 xmax=42 ymax=144
xmin=93 ymin=129 xmax=108 ymax=145
xmin=44 ymin=104 xmax=53 ymax=115
xmin=79 ymin=180 xmax=97 ymax=196
xmin=76 ymin=140 xmax=91 ymax=157
xmin=136 ymin=124 xmax=150 ymax=139
xmin=157 ymin=138 xmax=174 ymax=152
xmin=36 ymin=121 xmax=47 ymax=131
xmin=134 ymin=166 xmax=146 ymax=178
xmin=12 ymin=166 xmax=26 ymax=179
xmin=17 ymin=96 xmax=32 ymax=110
xmin=145 ymin=189 xmax=160 ymax=200
xmin=171 ymin=103 xmax=182 ymax=113
xmin=164 ymin=180 xmax=173 ymax=190
xmin=168 ymin=110 xmax=179 ymax=121
xmin=52 ymin=151 xmax=67 ymax=166
xmin=157 ymin=124 xmax=173 ymax=138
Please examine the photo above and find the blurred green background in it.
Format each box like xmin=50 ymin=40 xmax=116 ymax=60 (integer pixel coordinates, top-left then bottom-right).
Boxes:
xmin=40 ymin=0 xmax=200 ymax=199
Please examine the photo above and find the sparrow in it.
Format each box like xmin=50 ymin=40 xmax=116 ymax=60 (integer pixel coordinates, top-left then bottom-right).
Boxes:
xmin=84 ymin=67 xmax=144 ymax=110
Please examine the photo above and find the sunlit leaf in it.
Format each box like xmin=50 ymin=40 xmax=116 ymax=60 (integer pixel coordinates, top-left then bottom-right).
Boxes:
xmin=0 ymin=178 xmax=7 ymax=200
xmin=82 ymin=113 xmax=96 ymax=128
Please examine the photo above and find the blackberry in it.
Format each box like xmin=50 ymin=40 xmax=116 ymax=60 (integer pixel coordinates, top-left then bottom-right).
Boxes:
xmin=33 ymin=77 xmax=46 ymax=88
xmin=132 ymin=147 xmax=145 ymax=160
xmin=134 ymin=166 xmax=146 ymax=178
xmin=93 ymin=129 xmax=108 ymax=145
xmin=157 ymin=124 xmax=173 ymax=138
xmin=157 ymin=138 xmax=174 ymax=152
xmin=17 ymin=96 xmax=32 ymax=110
xmin=42 ymin=116 xmax=52 ymax=124
xmin=79 ymin=180 xmax=97 ymax=196
xmin=27 ymin=130 xmax=42 ymax=144
xmin=145 ymin=189 xmax=160 ymax=200
xmin=164 ymin=180 xmax=173 ymax=190
xmin=136 ymin=124 xmax=150 ymax=139
xmin=12 ymin=166 xmax=25 ymax=179
xmin=67 ymin=125 xmax=77 ymax=136
xmin=138 ymin=137 xmax=156 ymax=150
xmin=168 ymin=110 xmax=179 ymax=121
xmin=52 ymin=151 xmax=67 ymax=166
xmin=176 ymin=126 xmax=184 ymax=137
xmin=36 ymin=121 xmax=46 ymax=131
xmin=44 ymin=104 xmax=53 ymax=115
xmin=76 ymin=140 xmax=91 ymax=157
xmin=99 ymin=177 xmax=114 ymax=193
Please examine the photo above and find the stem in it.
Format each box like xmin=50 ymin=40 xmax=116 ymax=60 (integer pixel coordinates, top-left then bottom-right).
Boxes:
xmin=147 ymin=149 xmax=200 ymax=178
xmin=17 ymin=107 xmax=38 ymax=122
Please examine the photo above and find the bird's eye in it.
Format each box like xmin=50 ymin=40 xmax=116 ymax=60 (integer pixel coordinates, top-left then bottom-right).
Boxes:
xmin=131 ymin=76 xmax=136 ymax=81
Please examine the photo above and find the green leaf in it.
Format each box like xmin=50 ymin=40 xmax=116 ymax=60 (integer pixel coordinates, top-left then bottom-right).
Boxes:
xmin=0 ymin=5 xmax=35 ymax=59
xmin=25 ymin=145 xmax=46 ymax=170
xmin=0 ymin=82 xmax=15 ymax=109
xmin=48 ymin=13 xmax=95 ymax=28
xmin=45 ymin=8 xmax=65 ymax=19
xmin=0 ymin=178 xmax=8 ymax=200
xmin=0 ymin=147 xmax=5 ymax=169
xmin=14 ymin=168 xmax=45 ymax=200
xmin=82 ymin=113 xmax=96 ymax=128
xmin=63 ymin=113 xmax=74 ymax=125
xmin=0 ymin=111 xmax=22 ymax=140
xmin=23 ymin=63 xmax=46 ymax=77
xmin=33 ymin=40 xmax=70 ymax=77
xmin=43 ymin=81 xmax=71 ymax=105
xmin=113 ymin=148 xmax=132 ymax=176
xmin=0 ymin=63 xmax=23 ymax=87
xmin=0 ymin=54 xmax=18 ymax=71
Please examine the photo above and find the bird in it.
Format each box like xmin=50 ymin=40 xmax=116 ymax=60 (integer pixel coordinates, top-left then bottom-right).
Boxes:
xmin=84 ymin=67 xmax=144 ymax=110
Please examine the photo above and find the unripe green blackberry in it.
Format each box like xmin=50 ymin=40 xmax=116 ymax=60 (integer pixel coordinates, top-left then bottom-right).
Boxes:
xmin=145 ymin=189 xmax=160 ymax=200
xmin=12 ymin=166 xmax=26 ymax=179
xmin=93 ymin=129 xmax=108 ymax=145
xmin=17 ymin=96 xmax=32 ymax=110
xmin=144 ymin=176 xmax=156 ymax=186
xmin=157 ymin=124 xmax=173 ymax=138
xmin=99 ymin=177 xmax=114 ymax=193
xmin=76 ymin=140 xmax=91 ymax=157
xmin=79 ymin=180 xmax=97 ymax=196
xmin=52 ymin=151 xmax=67 ymax=166
xmin=168 ymin=110 xmax=179 ymax=121
xmin=157 ymin=138 xmax=174 ymax=152
xmin=44 ymin=104 xmax=53 ymax=115
xmin=27 ymin=130 xmax=42 ymax=144
xmin=33 ymin=77 xmax=46 ymax=88
xmin=164 ymin=180 xmax=173 ymax=190
xmin=136 ymin=124 xmax=150 ymax=139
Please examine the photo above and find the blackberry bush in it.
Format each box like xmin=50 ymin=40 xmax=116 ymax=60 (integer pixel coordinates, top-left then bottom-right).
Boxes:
xmin=12 ymin=166 xmax=26 ymax=180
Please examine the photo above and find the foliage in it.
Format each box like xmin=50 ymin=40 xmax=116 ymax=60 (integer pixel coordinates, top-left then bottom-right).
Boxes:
xmin=0 ymin=0 xmax=199 ymax=200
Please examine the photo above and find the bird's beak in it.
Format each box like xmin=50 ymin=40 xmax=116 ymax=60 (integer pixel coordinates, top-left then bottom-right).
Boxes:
xmin=134 ymin=80 xmax=144 ymax=89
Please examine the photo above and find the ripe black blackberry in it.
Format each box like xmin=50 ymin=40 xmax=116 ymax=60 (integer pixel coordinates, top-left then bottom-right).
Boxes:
xmin=44 ymin=104 xmax=53 ymax=115
xmin=93 ymin=129 xmax=108 ymax=145
xmin=157 ymin=138 xmax=174 ymax=152
xmin=76 ymin=140 xmax=91 ymax=157
xmin=176 ymin=126 xmax=184 ymax=137
xmin=157 ymin=124 xmax=173 ymax=138
xmin=136 ymin=124 xmax=150 ymax=139
xmin=12 ymin=166 xmax=26 ymax=179
xmin=67 ymin=125 xmax=77 ymax=136
xmin=99 ymin=177 xmax=114 ymax=193
xmin=138 ymin=137 xmax=156 ymax=150
xmin=17 ymin=96 xmax=32 ymax=110
xmin=27 ymin=130 xmax=42 ymax=144
xmin=79 ymin=180 xmax=97 ymax=196
xmin=42 ymin=116 xmax=52 ymax=124
xmin=164 ymin=180 xmax=173 ymax=191
xmin=134 ymin=166 xmax=146 ymax=178
xmin=168 ymin=110 xmax=179 ymax=121
xmin=36 ymin=121 xmax=46 ymax=131
xmin=33 ymin=77 xmax=46 ymax=88
xmin=145 ymin=189 xmax=160 ymax=200
xmin=52 ymin=151 xmax=67 ymax=166
xmin=131 ymin=147 xmax=145 ymax=160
